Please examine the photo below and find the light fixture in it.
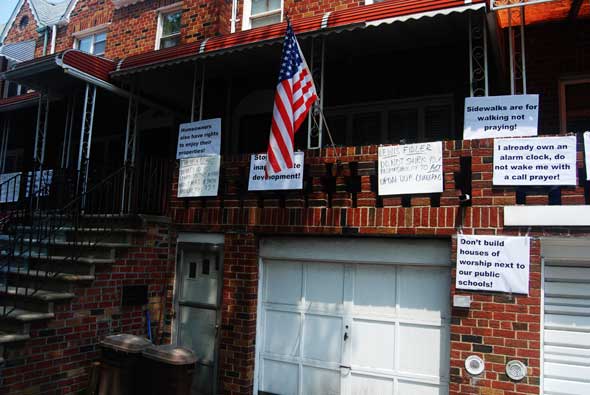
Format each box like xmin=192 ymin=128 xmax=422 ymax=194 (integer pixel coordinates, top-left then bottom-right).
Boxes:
xmin=465 ymin=355 xmax=485 ymax=376
xmin=506 ymin=360 xmax=527 ymax=381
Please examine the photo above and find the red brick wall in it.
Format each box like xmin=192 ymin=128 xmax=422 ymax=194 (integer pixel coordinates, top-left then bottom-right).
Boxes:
xmin=59 ymin=0 xmax=114 ymax=53
xmin=0 ymin=221 xmax=174 ymax=395
xmin=166 ymin=136 xmax=590 ymax=395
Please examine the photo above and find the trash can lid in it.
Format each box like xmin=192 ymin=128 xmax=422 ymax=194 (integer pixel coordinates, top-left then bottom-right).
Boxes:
xmin=142 ymin=345 xmax=197 ymax=365
xmin=101 ymin=334 xmax=152 ymax=354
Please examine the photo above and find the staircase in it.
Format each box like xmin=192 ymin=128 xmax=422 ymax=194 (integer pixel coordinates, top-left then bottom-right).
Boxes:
xmin=0 ymin=166 xmax=149 ymax=364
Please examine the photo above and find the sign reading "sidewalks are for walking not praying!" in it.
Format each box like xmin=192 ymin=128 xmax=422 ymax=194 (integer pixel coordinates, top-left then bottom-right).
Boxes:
xmin=456 ymin=235 xmax=530 ymax=295
xmin=463 ymin=94 xmax=539 ymax=140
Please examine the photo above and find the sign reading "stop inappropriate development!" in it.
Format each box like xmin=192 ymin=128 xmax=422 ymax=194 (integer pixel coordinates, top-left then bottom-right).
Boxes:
xmin=493 ymin=136 xmax=577 ymax=186
xmin=456 ymin=235 xmax=530 ymax=294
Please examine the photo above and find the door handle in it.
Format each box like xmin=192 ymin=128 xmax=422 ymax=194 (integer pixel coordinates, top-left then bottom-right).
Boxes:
xmin=343 ymin=332 xmax=348 ymax=341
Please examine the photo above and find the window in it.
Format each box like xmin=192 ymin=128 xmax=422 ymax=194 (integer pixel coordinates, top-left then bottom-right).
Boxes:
xmin=157 ymin=9 xmax=182 ymax=49
xmin=75 ymin=31 xmax=107 ymax=56
xmin=19 ymin=16 xmax=28 ymax=29
xmin=243 ymin=0 xmax=282 ymax=30
xmin=559 ymin=77 xmax=590 ymax=133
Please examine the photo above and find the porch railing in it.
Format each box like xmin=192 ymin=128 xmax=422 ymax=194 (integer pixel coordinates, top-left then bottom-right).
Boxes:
xmin=0 ymin=157 xmax=173 ymax=318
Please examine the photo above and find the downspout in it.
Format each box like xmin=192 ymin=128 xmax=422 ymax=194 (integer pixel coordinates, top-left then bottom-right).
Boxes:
xmin=50 ymin=25 xmax=57 ymax=54
xmin=230 ymin=0 xmax=238 ymax=33
xmin=42 ymin=27 xmax=49 ymax=56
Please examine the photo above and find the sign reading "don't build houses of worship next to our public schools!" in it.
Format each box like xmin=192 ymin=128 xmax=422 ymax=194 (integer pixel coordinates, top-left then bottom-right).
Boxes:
xmin=493 ymin=136 xmax=577 ymax=186
xmin=177 ymin=156 xmax=220 ymax=198
xmin=248 ymin=152 xmax=304 ymax=191
xmin=378 ymin=141 xmax=443 ymax=195
xmin=176 ymin=118 xmax=221 ymax=159
xmin=456 ymin=235 xmax=530 ymax=295
xmin=463 ymin=94 xmax=539 ymax=140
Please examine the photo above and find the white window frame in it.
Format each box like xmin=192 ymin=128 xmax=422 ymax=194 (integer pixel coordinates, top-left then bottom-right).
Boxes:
xmin=558 ymin=75 xmax=590 ymax=133
xmin=242 ymin=0 xmax=283 ymax=30
xmin=73 ymin=24 xmax=109 ymax=56
xmin=155 ymin=3 xmax=183 ymax=50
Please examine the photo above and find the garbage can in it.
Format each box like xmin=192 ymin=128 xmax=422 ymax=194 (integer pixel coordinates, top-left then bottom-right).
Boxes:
xmin=98 ymin=334 xmax=152 ymax=395
xmin=142 ymin=345 xmax=197 ymax=395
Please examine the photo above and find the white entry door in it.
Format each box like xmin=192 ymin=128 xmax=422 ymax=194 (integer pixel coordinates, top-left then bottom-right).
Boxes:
xmin=255 ymin=238 xmax=451 ymax=395
xmin=542 ymin=239 xmax=590 ymax=395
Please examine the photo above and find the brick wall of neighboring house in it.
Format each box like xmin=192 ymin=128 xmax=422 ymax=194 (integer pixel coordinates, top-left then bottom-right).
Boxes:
xmin=3 ymin=1 xmax=45 ymax=58
xmin=62 ymin=0 xmax=114 ymax=53
xmin=0 ymin=221 xmax=175 ymax=395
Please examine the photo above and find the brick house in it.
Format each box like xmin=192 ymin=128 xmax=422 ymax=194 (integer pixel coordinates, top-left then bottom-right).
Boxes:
xmin=0 ymin=0 xmax=587 ymax=394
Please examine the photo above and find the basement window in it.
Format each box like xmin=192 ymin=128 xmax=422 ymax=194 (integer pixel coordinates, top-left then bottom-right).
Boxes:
xmin=243 ymin=0 xmax=282 ymax=30
xmin=156 ymin=7 xmax=182 ymax=50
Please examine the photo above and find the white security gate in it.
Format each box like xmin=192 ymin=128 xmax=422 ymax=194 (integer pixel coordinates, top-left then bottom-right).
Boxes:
xmin=255 ymin=238 xmax=451 ymax=395
xmin=542 ymin=239 xmax=590 ymax=395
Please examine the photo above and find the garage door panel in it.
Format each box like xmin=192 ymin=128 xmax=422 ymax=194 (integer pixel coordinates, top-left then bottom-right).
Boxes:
xmin=302 ymin=366 xmax=340 ymax=395
xmin=398 ymin=267 xmax=450 ymax=322
xmin=545 ymin=329 xmax=590 ymax=348
xmin=545 ymin=281 xmax=590 ymax=298
xmin=266 ymin=260 xmax=303 ymax=305
xmin=261 ymin=359 xmax=299 ymax=395
xmin=351 ymin=319 xmax=395 ymax=370
xmin=399 ymin=324 xmax=447 ymax=378
xmin=544 ymin=345 xmax=590 ymax=364
xmin=306 ymin=263 xmax=345 ymax=306
xmin=544 ymin=377 xmax=590 ymax=395
xmin=545 ymin=266 xmax=590 ymax=282
xmin=303 ymin=314 xmax=342 ymax=363
xmin=350 ymin=374 xmax=393 ymax=395
xmin=354 ymin=265 xmax=396 ymax=314
xmin=544 ymin=313 xmax=590 ymax=330
xmin=264 ymin=310 xmax=301 ymax=356
xmin=398 ymin=380 xmax=448 ymax=395
xmin=544 ymin=362 xmax=590 ymax=382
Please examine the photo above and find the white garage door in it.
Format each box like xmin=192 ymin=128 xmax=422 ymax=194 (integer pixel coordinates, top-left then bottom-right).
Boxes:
xmin=255 ymin=238 xmax=451 ymax=395
xmin=543 ymin=240 xmax=590 ymax=395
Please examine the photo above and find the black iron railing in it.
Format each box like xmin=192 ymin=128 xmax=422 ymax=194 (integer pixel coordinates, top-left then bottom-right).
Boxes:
xmin=0 ymin=157 xmax=173 ymax=318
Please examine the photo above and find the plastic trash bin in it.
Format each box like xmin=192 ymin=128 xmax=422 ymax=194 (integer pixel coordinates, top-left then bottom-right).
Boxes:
xmin=98 ymin=334 xmax=152 ymax=395
xmin=142 ymin=345 xmax=197 ymax=395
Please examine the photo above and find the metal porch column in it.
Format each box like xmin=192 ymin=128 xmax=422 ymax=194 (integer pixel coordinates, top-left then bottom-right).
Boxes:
xmin=121 ymin=93 xmax=139 ymax=213
xmin=307 ymin=36 xmax=325 ymax=149
xmin=31 ymin=93 xmax=50 ymax=208
xmin=60 ymin=97 xmax=76 ymax=169
xmin=469 ymin=13 xmax=489 ymax=97
xmin=191 ymin=62 xmax=205 ymax=122
xmin=508 ymin=8 xmax=527 ymax=94
xmin=77 ymin=84 xmax=97 ymax=199
xmin=0 ymin=118 xmax=11 ymax=174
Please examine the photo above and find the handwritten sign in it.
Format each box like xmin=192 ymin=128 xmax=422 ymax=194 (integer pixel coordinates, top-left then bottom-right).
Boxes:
xmin=456 ymin=235 xmax=530 ymax=295
xmin=177 ymin=156 xmax=220 ymax=197
xmin=176 ymin=118 xmax=221 ymax=159
xmin=464 ymin=95 xmax=539 ymax=140
xmin=378 ymin=142 xmax=443 ymax=195
xmin=493 ymin=136 xmax=577 ymax=186
xmin=26 ymin=169 xmax=52 ymax=198
xmin=248 ymin=152 xmax=304 ymax=191
xmin=584 ymin=132 xmax=590 ymax=181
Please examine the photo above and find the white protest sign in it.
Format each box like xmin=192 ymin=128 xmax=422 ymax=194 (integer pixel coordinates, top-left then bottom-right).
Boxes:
xmin=176 ymin=118 xmax=221 ymax=159
xmin=0 ymin=172 xmax=20 ymax=203
xmin=456 ymin=235 xmax=530 ymax=295
xmin=177 ymin=156 xmax=220 ymax=197
xmin=378 ymin=142 xmax=443 ymax=195
xmin=464 ymin=94 xmax=539 ymax=140
xmin=248 ymin=152 xmax=304 ymax=191
xmin=584 ymin=132 xmax=590 ymax=181
xmin=493 ymin=136 xmax=577 ymax=186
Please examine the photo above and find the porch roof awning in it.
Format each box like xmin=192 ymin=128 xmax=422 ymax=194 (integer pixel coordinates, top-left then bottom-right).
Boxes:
xmin=2 ymin=49 xmax=117 ymax=96
xmin=0 ymin=92 xmax=40 ymax=113
xmin=113 ymin=0 xmax=486 ymax=76
xmin=494 ymin=0 xmax=589 ymax=28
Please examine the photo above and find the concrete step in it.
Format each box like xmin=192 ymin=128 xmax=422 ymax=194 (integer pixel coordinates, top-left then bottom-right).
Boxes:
xmin=6 ymin=267 xmax=94 ymax=293
xmin=0 ymin=239 xmax=133 ymax=260
xmin=1 ymin=253 xmax=114 ymax=275
xmin=0 ymin=287 xmax=75 ymax=313
xmin=11 ymin=226 xmax=146 ymax=244
xmin=0 ymin=331 xmax=29 ymax=344
xmin=0 ymin=307 xmax=54 ymax=323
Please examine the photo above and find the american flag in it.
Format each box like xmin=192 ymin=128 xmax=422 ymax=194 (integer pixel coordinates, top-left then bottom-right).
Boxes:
xmin=265 ymin=22 xmax=318 ymax=176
